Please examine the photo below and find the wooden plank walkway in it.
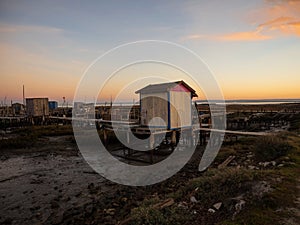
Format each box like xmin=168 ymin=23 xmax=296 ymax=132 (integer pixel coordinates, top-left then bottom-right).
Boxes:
xmin=198 ymin=127 xmax=269 ymax=136
xmin=1 ymin=116 xmax=270 ymax=136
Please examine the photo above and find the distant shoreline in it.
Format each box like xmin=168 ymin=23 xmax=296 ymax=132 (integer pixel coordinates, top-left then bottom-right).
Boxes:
xmin=92 ymin=99 xmax=300 ymax=107
xmin=195 ymin=99 xmax=300 ymax=105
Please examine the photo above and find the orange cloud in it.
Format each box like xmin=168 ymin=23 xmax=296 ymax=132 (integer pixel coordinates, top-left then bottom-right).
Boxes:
xmin=0 ymin=23 xmax=63 ymax=34
xmin=253 ymin=0 xmax=300 ymax=36
xmin=185 ymin=0 xmax=300 ymax=42
xmin=183 ymin=28 xmax=272 ymax=42
xmin=265 ymin=0 xmax=300 ymax=15
xmin=184 ymin=34 xmax=206 ymax=40
xmin=257 ymin=16 xmax=300 ymax=36
xmin=217 ymin=28 xmax=272 ymax=41
xmin=220 ymin=16 xmax=300 ymax=41
xmin=218 ymin=0 xmax=300 ymax=41
xmin=288 ymin=21 xmax=300 ymax=35
xmin=259 ymin=16 xmax=294 ymax=27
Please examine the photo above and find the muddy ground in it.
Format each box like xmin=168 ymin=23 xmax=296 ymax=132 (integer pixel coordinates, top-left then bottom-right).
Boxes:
xmin=0 ymin=134 xmax=205 ymax=225
xmin=0 ymin=136 xmax=105 ymax=224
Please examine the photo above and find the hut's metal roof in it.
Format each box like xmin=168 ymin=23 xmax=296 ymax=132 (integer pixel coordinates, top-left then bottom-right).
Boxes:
xmin=135 ymin=80 xmax=198 ymax=97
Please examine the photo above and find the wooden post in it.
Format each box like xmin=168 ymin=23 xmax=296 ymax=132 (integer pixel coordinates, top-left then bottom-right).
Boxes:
xmin=126 ymin=129 xmax=130 ymax=144
xmin=103 ymin=129 xmax=108 ymax=146
xmin=188 ymin=129 xmax=193 ymax=147
xmin=149 ymin=134 xmax=155 ymax=164
xmin=150 ymin=149 xmax=154 ymax=164
xmin=149 ymin=134 xmax=155 ymax=149
xmin=200 ymin=130 xmax=207 ymax=146
xmin=171 ymin=130 xmax=176 ymax=149
xmin=200 ymin=131 xmax=203 ymax=146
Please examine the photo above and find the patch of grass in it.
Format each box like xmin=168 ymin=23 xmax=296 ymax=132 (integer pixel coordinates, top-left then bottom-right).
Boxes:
xmin=0 ymin=134 xmax=37 ymax=149
xmin=128 ymin=132 xmax=300 ymax=225
xmin=220 ymin=172 xmax=298 ymax=225
xmin=130 ymin=206 xmax=186 ymax=225
xmin=219 ymin=208 xmax=281 ymax=225
xmin=180 ymin=169 xmax=261 ymax=204
xmin=214 ymin=147 xmax=237 ymax=164
xmin=0 ymin=125 xmax=74 ymax=149
xmin=129 ymin=168 xmax=265 ymax=225
xmin=288 ymin=113 xmax=300 ymax=131
xmin=220 ymin=133 xmax=300 ymax=225
xmin=253 ymin=135 xmax=293 ymax=161
xmin=32 ymin=125 xmax=74 ymax=136
xmin=12 ymin=125 xmax=73 ymax=136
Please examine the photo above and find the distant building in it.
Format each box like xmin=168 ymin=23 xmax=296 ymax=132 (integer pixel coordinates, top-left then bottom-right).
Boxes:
xmin=73 ymin=102 xmax=94 ymax=119
xmin=48 ymin=101 xmax=58 ymax=110
xmin=0 ymin=106 xmax=14 ymax=117
xmin=26 ymin=98 xmax=49 ymax=117
xmin=12 ymin=103 xmax=25 ymax=115
xmin=135 ymin=80 xmax=197 ymax=129
xmin=111 ymin=105 xmax=136 ymax=121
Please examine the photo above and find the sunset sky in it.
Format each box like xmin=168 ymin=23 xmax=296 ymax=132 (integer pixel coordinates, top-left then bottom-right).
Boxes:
xmin=0 ymin=0 xmax=299 ymax=104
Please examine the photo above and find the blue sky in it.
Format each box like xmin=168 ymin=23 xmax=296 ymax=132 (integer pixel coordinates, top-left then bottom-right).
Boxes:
xmin=0 ymin=0 xmax=299 ymax=103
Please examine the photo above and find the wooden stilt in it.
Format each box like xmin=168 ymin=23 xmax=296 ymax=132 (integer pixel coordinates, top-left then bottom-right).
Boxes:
xmin=126 ymin=129 xmax=130 ymax=144
xmin=103 ymin=129 xmax=108 ymax=146
xmin=171 ymin=130 xmax=176 ymax=149
xmin=149 ymin=134 xmax=155 ymax=164
xmin=188 ymin=129 xmax=193 ymax=147
xmin=149 ymin=134 xmax=155 ymax=149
